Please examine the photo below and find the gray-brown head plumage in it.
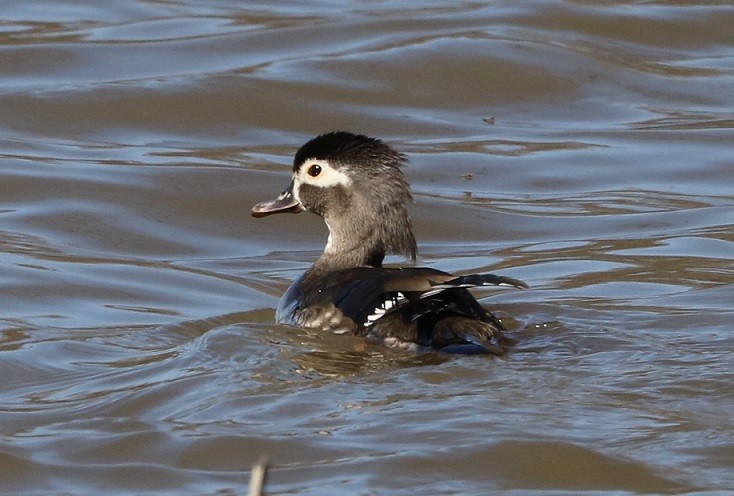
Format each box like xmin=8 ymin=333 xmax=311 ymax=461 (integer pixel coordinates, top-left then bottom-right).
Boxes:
xmin=252 ymin=132 xmax=417 ymax=269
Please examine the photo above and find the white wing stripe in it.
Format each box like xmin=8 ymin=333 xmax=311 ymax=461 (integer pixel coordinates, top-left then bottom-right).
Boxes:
xmin=363 ymin=292 xmax=406 ymax=327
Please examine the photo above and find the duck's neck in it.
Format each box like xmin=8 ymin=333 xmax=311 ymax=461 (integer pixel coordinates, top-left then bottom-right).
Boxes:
xmin=312 ymin=206 xmax=416 ymax=272
xmin=313 ymin=222 xmax=386 ymax=271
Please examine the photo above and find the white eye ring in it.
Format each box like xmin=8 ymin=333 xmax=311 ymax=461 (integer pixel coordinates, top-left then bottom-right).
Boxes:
xmin=298 ymin=159 xmax=352 ymax=188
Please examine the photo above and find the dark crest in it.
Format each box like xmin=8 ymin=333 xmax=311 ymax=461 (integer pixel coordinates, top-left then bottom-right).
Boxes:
xmin=293 ymin=132 xmax=406 ymax=171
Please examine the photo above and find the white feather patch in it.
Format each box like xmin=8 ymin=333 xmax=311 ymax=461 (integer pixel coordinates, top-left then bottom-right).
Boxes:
xmin=363 ymin=292 xmax=405 ymax=327
xmin=420 ymin=281 xmax=518 ymax=298
xmin=299 ymin=159 xmax=352 ymax=188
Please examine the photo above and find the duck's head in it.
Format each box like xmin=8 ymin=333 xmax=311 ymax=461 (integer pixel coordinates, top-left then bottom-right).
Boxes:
xmin=252 ymin=132 xmax=417 ymax=268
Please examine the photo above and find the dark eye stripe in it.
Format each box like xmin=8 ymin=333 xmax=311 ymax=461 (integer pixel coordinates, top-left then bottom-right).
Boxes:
xmin=307 ymin=164 xmax=322 ymax=177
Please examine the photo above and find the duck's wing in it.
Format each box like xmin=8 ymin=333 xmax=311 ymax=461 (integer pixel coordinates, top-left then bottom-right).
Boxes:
xmin=303 ymin=267 xmax=526 ymax=353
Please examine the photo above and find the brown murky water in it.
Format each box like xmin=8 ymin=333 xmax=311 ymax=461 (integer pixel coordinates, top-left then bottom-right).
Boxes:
xmin=1 ymin=1 xmax=733 ymax=494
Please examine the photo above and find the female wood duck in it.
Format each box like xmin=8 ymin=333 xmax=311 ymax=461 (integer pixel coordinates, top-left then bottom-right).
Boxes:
xmin=252 ymin=132 xmax=527 ymax=355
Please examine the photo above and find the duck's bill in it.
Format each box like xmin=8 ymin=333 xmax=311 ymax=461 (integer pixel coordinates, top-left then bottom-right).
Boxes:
xmin=251 ymin=182 xmax=303 ymax=218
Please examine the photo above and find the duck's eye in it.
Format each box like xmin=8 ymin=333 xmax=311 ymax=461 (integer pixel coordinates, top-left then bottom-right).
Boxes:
xmin=307 ymin=164 xmax=322 ymax=177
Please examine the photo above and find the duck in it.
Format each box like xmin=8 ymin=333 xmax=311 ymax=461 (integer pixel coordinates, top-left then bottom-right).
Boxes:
xmin=251 ymin=132 xmax=527 ymax=355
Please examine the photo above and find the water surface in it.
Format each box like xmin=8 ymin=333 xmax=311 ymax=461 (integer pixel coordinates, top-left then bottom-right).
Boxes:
xmin=1 ymin=1 xmax=733 ymax=494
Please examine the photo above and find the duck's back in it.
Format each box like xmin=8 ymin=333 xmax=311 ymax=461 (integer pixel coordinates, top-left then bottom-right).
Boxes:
xmin=277 ymin=266 xmax=524 ymax=354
